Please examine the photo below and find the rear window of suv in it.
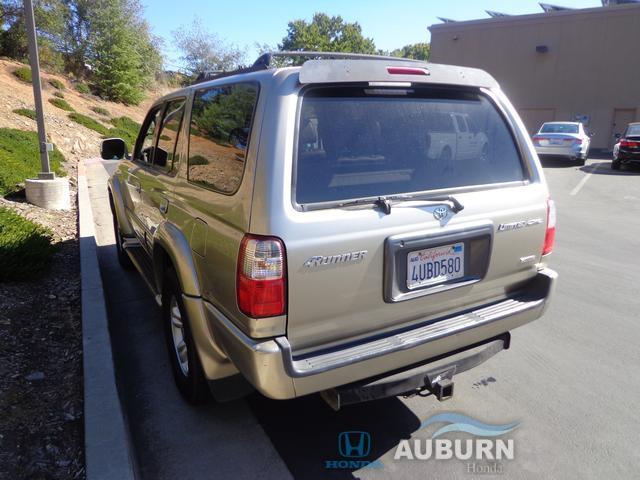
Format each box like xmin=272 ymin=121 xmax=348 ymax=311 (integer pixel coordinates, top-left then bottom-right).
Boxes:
xmin=294 ymin=86 xmax=525 ymax=206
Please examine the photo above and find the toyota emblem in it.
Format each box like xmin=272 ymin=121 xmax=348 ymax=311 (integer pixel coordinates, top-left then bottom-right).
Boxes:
xmin=433 ymin=206 xmax=448 ymax=220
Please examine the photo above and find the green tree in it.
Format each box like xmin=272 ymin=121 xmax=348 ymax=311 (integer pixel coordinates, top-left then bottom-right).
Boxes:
xmin=173 ymin=19 xmax=245 ymax=77
xmin=0 ymin=0 xmax=67 ymax=70
xmin=279 ymin=13 xmax=376 ymax=55
xmin=0 ymin=0 xmax=162 ymax=103
xmin=390 ymin=42 xmax=430 ymax=61
xmin=72 ymin=0 xmax=161 ymax=104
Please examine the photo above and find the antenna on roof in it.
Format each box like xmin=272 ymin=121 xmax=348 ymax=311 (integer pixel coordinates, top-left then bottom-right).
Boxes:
xmin=539 ymin=3 xmax=574 ymax=11
xmin=486 ymin=10 xmax=511 ymax=17
xmin=437 ymin=17 xmax=457 ymax=23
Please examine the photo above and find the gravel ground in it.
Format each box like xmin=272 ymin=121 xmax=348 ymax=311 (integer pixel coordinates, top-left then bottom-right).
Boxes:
xmin=0 ymin=192 xmax=84 ymax=480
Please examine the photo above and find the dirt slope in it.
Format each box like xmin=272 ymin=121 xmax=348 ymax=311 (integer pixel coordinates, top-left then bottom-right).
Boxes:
xmin=0 ymin=57 xmax=170 ymax=175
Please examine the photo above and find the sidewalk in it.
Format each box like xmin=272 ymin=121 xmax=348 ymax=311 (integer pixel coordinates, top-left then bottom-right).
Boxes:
xmin=78 ymin=158 xmax=136 ymax=480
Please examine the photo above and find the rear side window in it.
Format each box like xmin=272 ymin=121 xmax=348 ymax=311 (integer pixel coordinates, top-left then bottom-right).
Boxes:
xmin=295 ymin=87 xmax=525 ymax=206
xmin=154 ymin=98 xmax=186 ymax=173
xmin=187 ymin=82 xmax=259 ymax=194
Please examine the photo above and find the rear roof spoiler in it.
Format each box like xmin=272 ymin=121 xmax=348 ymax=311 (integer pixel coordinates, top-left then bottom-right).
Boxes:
xmin=299 ymin=59 xmax=499 ymax=89
xmin=193 ymin=51 xmax=499 ymax=89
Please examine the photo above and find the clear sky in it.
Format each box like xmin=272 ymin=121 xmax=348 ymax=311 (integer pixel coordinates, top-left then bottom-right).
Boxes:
xmin=141 ymin=0 xmax=601 ymax=70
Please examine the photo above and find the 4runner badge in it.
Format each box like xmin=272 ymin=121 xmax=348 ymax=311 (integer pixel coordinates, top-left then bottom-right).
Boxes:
xmin=304 ymin=250 xmax=368 ymax=268
xmin=498 ymin=218 xmax=543 ymax=231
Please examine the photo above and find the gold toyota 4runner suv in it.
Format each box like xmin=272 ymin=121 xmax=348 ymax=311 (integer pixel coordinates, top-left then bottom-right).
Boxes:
xmin=102 ymin=52 xmax=557 ymax=408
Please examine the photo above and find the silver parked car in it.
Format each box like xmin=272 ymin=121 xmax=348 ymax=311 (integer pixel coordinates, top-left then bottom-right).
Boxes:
xmin=103 ymin=52 xmax=557 ymax=408
xmin=533 ymin=121 xmax=591 ymax=165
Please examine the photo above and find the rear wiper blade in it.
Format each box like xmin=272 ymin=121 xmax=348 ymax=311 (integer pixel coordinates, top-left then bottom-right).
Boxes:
xmin=334 ymin=194 xmax=464 ymax=215
xmin=335 ymin=196 xmax=393 ymax=214
xmin=391 ymin=194 xmax=465 ymax=213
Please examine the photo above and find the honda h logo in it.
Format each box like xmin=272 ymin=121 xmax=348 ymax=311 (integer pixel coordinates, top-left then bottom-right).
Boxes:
xmin=338 ymin=431 xmax=371 ymax=458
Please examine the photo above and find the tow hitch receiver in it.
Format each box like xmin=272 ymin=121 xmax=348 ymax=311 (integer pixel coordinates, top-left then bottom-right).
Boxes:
xmin=423 ymin=371 xmax=455 ymax=401
xmin=319 ymin=333 xmax=509 ymax=410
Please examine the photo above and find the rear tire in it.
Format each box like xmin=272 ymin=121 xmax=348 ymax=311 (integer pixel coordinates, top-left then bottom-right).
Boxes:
xmin=162 ymin=269 xmax=209 ymax=404
xmin=111 ymin=209 xmax=133 ymax=270
xmin=440 ymin=146 xmax=452 ymax=163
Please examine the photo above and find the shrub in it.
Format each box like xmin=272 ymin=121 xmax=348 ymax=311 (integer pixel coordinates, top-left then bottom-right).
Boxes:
xmin=91 ymin=106 xmax=110 ymax=116
xmin=188 ymin=155 xmax=209 ymax=166
xmin=13 ymin=108 xmax=36 ymax=120
xmin=0 ymin=128 xmax=64 ymax=196
xmin=13 ymin=67 xmax=32 ymax=83
xmin=48 ymin=78 xmax=65 ymax=90
xmin=53 ymin=91 xmax=65 ymax=99
xmin=48 ymin=98 xmax=75 ymax=112
xmin=0 ymin=207 xmax=57 ymax=281
xmin=68 ymin=112 xmax=108 ymax=135
xmin=75 ymin=83 xmax=91 ymax=95
xmin=105 ymin=117 xmax=141 ymax=149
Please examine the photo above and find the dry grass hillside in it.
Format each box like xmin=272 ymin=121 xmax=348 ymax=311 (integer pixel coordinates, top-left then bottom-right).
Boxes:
xmin=0 ymin=57 xmax=172 ymax=178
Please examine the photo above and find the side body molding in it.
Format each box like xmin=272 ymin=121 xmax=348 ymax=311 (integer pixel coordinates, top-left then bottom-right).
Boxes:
xmin=153 ymin=221 xmax=202 ymax=297
xmin=107 ymin=176 xmax=134 ymax=237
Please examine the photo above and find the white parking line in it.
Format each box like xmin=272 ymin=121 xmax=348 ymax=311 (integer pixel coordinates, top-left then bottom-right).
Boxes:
xmin=570 ymin=162 xmax=602 ymax=196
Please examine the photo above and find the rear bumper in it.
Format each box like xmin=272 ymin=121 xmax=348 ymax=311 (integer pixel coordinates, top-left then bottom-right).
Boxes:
xmin=616 ymin=150 xmax=640 ymax=162
xmin=204 ymin=268 xmax=557 ymax=400
xmin=535 ymin=145 xmax=582 ymax=158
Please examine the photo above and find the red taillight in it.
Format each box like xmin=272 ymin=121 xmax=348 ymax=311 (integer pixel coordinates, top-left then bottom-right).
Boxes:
xmin=621 ymin=139 xmax=640 ymax=148
xmin=386 ymin=66 xmax=430 ymax=76
xmin=542 ymin=198 xmax=556 ymax=256
xmin=237 ymin=234 xmax=286 ymax=318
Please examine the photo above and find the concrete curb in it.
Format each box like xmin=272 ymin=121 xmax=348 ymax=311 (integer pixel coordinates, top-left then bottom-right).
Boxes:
xmin=79 ymin=159 xmax=136 ymax=480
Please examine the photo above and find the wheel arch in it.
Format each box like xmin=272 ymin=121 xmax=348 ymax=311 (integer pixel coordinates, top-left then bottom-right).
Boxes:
xmin=153 ymin=222 xmax=202 ymax=298
xmin=108 ymin=177 xmax=134 ymax=237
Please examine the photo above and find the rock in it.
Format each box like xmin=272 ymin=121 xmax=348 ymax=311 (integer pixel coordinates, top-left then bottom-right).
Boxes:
xmin=71 ymin=138 xmax=85 ymax=154
xmin=25 ymin=371 xmax=45 ymax=381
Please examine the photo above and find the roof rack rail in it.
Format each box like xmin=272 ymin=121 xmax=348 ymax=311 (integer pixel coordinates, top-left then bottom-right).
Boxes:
xmin=252 ymin=50 xmax=424 ymax=68
xmin=192 ymin=63 xmax=270 ymax=85
xmin=192 ymin=50 xmax=425 ymax=85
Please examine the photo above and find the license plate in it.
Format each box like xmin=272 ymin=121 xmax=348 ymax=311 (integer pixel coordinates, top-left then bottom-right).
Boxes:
xmin=550 ymin=139 xmax=563 ymax=145
xmin=407 ymin=243 xmax=465 ymax=289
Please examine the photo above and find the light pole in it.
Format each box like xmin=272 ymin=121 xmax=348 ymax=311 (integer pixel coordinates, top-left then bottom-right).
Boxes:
xmin=23 ymin=0 xmax=70 ymax=210
xmin=24 ymin=0 xmax=53 ymax=179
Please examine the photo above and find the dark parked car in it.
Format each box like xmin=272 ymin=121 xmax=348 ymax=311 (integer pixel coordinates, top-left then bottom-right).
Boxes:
xmin=612 ymin=122 xmax=640 ymax=170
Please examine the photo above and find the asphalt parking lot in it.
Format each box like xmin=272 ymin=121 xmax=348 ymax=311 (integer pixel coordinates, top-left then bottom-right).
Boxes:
xmin=86 ymin=154 xmax=640 ymax=479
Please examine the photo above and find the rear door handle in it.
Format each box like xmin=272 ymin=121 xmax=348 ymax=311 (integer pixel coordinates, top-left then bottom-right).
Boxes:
xmin=159 ymin=197 xmax=169 ymax=214
xmin=127 ymin=176 xmax=141 ymax=192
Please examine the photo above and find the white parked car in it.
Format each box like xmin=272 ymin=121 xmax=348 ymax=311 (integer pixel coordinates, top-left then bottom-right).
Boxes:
xmin=532 ymin=122 xmax=591 ymax=165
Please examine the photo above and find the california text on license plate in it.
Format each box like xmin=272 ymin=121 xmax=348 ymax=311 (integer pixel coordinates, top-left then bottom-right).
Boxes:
xmin=407 ymin=242 xmax=465 ymax=289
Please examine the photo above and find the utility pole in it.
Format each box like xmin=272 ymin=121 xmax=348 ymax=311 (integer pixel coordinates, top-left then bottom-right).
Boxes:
xmin=23 ymin=0 xmax=70 ymax=209
xmin=24 ymin=0 xmax=54 ymax=179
